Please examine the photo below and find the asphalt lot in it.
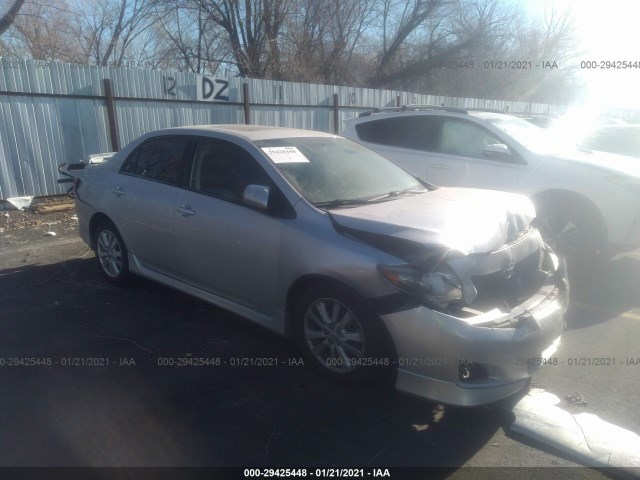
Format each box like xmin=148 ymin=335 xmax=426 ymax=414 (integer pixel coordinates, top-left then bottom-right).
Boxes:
xmin=1 ymin=209 xmax=639 ymax=477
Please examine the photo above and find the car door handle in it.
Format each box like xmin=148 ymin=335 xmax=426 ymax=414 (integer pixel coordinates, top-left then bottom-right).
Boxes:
xmin=431 ymin=163 xmax=450 ymax=170
xmin=176 ymin=204 xmax=195 ymax=216
xmin=112 ymin=186 xmax=125 ymax=196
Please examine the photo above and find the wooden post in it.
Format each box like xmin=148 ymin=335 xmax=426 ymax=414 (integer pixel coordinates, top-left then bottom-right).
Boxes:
xmin=333 ymin=93 xmax=340 ymax=135
xmin=103 ymin=79 xmax=120 ymax=151
xmin=243 ymin=82 xmax=251 ymax=125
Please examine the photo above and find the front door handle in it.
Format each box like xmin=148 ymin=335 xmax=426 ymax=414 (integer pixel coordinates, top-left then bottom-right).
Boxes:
xmin=431 ymin=163 xmax=450 ymax=170
xmin=176 ymin=204 xmax=195 ymax=216
xmin=112 ymin=186 xmax=125 ymax=196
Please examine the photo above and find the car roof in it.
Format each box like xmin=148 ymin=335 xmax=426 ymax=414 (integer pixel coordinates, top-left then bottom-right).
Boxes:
xmin=153 ymin=124 xmax=338 ymax=142
xmin=351 ymin=107 xmax=515 ymax=123
xmin=468 ymin=111 xmax=516 ymax=121
xmin=591 ymin=124 xmax=640 ymax=132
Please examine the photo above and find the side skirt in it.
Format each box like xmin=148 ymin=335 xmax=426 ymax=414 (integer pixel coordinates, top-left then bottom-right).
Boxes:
xmin=128 ymin=253 xmax=287 ymax=336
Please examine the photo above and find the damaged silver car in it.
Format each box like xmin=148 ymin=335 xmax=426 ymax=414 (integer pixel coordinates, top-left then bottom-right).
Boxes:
xmin=72 ymin=125 xmax=567 ymax=406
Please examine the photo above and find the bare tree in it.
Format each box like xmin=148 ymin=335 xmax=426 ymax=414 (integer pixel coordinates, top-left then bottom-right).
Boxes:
xmin=371 ymin=0 xmax=448 ymax=87
xmin=368 ymin=0 xmax=516 ymax=88
xmin=508 ymin=5 xmax=579 ymax=103
xmin=507 ymin=2 xmax=577 ymax=80
xmin=409 ymin=3 xmax=579 ymax=103
xmin=283 ymin=0 xmax=376 ymax=84
xmin=154 ymin=0 xmax=232 ymax=74
xmin=4 ymin=0 xmax=86 ymax=62
xmin=73 ymin=0 xmax=170 ymax=67
xmin=199 ymin=0 xmax=292 ymax=78
xmin=0 ymin=0 xmax=25 ymax=36
xmin=0 ymin=0 xmax=580 ymax=103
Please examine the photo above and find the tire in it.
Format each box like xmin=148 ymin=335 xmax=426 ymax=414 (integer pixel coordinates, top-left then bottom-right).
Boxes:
xmin=556 ymin=253 xmax=571 ymax=316
xmin=293 ymin=284 xmax=393 ymax=385
xmin=94 ymin=219 xmax=130 ymax=285
xmin=534 ymin=202 xmax=603 ymax=262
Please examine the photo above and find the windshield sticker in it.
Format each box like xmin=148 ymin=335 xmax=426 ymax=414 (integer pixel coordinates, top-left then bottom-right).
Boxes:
xmin=261 ymin=146 xmax=310 ymax=163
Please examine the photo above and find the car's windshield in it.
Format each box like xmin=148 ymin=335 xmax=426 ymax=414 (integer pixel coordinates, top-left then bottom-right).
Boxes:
xmin=581 ymin=127 xmax=640 ymax=158
xmin=255 ymin=136 xmax=426 ymax=206
xmin=485 ymin=116 xmax=574 ymax=154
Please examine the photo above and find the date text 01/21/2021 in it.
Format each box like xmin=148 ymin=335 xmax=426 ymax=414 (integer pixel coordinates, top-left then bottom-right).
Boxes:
xmin=155 ymin=357 xmax=305 ymax=367
xmin=445 ymin=60 xmax=559 ymax=69
xmin=2 ymin=356 xmax=638 ymax=368
xmin=243 ymin=468 xmax=391 ymax=478
xmin=0 ymin=357 xmax=132 ymax=367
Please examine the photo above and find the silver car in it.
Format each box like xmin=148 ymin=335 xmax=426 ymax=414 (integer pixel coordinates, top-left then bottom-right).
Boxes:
xmin=73 ymin=125 xmax=566 ymax=406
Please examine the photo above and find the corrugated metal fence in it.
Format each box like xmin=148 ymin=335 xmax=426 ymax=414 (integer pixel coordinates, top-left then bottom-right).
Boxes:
xmin=0 ymin=58 xmax=565 ymax=200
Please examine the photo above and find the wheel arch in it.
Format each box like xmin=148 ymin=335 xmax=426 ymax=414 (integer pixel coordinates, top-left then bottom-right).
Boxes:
xmin=285 ymin=275 xmax=361 ymax=330
xmin=530 ymin=189 xmax=608 ymax=247
xmin=89 ymin=213 xmax=122 ymax=250
xmin=285 ymin=274 xmax=398 ymax=386
xmin=284 ymin=274 xmax=398 ymax=361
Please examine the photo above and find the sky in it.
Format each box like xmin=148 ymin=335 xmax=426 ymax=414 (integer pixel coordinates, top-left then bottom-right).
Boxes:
xmin=514 ymin=0 xmax=640 ymax=110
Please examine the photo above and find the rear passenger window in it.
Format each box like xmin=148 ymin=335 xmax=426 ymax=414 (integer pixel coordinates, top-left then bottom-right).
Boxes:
xmin=120 ymin=137 xmax=189 ymax=185
xmin=355 ymin=116 xmax=439 ymax=151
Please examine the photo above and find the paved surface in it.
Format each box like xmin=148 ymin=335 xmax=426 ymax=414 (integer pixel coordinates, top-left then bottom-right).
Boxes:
xmin=0 ymin=217 xmax=638 ymax=476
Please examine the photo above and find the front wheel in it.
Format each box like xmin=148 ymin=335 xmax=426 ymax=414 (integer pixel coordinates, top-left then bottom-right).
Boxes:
xmin=294 ymin=285 xmax=393 ymax=385
xmin=534 ymin=203 xmax=603 ymax=261
xmin=95 ymin=219 xmax=130 ymax=285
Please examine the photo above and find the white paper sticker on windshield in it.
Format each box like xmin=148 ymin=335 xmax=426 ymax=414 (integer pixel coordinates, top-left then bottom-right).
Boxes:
xmin=261 ymin=146 xmax=310 ymax=163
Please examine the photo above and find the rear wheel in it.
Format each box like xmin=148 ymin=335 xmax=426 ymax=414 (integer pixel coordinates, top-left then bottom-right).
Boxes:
xmin=294 ymin=285 xmax=393 ymax=385
xmin=95 ymin=219 xmax=130 ymax=285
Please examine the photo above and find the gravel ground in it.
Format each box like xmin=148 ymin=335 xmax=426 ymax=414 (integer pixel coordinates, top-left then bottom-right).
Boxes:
xmin=0 ymin=197 xmax=78 ymax=250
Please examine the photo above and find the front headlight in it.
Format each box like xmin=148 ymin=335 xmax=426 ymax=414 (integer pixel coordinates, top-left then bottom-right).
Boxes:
xmin=378 ymin=264 xmax=462 ymax=309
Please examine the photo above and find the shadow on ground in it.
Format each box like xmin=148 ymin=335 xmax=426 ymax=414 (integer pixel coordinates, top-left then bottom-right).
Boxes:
xmin=0 ymin=258 xmax=504 ymax=467
xmin=565 ymin=253 xmax=640 ymax=329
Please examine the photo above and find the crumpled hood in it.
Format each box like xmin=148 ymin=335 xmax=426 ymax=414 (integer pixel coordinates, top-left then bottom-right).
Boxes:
xmin=330 ymin=187 xmax=536 ymax=255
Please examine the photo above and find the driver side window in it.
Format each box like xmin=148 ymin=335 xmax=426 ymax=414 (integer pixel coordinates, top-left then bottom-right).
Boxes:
xmin=439 ymin=119 xmax=503 ymax=159
xmin=189 ymin=139 xmax=272 ymax=203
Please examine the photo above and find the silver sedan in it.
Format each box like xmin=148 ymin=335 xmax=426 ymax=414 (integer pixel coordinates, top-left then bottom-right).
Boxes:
xmin=72 ymin=125 xmax=567 ymax=406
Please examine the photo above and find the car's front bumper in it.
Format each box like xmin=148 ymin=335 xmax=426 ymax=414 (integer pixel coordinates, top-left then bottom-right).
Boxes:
xmin=380 ymin=281 xmax=565 ymax=407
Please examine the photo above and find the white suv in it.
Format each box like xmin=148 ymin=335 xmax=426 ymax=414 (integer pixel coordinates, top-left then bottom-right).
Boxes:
xmin=343 ymin=107 xmax=640 ymax=258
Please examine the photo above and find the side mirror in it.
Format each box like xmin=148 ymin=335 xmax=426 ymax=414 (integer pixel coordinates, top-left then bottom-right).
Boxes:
xmin=243 ymin=184 xmax=270 ymax=210
xmin=483 ymin=143 xmax=511 ymax=158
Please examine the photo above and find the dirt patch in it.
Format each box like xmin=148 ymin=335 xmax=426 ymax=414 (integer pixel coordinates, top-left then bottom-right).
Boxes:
xmin=0 ymin=196 xmax=78 ymax=249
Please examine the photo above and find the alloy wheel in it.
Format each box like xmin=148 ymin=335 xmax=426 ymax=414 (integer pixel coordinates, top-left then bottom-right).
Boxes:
xmin=303 ymin=298 xmax=366 ymax=373
xmin=537 ymin=215 xmax=581 ymax=256
xmin=97 ymin=229 xmax=123 ymax=278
